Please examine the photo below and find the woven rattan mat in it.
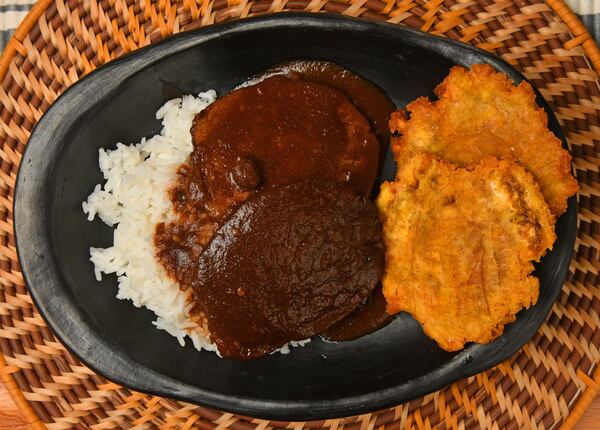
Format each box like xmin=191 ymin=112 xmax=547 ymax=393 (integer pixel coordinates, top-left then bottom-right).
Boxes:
xmin=1 ymin=0 xmax=600 ymax=429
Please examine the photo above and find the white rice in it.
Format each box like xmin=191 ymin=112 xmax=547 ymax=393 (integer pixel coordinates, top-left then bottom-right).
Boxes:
xmin=82 ymin=91 xmax=309 ymax=355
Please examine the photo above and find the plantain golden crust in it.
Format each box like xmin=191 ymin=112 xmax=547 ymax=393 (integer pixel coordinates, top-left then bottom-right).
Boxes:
xmin=390 ymin=64 xmax=578 ymax=216
xmin=376 ymin=153 xmax=556 ymax=351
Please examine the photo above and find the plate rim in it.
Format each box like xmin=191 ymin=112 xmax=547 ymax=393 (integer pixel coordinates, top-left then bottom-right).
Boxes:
xmin=13 ymin=12 xmax=577 ymax=420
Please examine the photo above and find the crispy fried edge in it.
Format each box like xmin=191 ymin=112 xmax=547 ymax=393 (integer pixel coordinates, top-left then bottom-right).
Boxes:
xmin=389 ymin=64 xmax=578 ymax=215
xmin=377 ymin=152 xmax=556 ymax=351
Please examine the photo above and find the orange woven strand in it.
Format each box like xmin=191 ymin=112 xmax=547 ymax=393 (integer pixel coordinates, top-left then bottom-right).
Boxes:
xmin=559 ymin=369 xmax=600 ymax=430
xmin=0 ymin=0 xmax=599 ymax=429
xmin=548 ymin=0 xmax=600 ymax=74
xmin=0 ymin=353 xmax=44 ymax=429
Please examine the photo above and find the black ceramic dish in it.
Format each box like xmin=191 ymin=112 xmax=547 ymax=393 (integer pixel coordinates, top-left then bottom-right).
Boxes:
xmin=14 ymin=13 xmax=576 ymax=421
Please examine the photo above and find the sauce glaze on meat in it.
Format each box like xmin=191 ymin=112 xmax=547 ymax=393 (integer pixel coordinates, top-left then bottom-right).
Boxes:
xmin=192 ymin=180 xmax=384 ymax=359
xmin=155 ymin=73 xmax=382 ymax=282
xmin=154 ymin=61 xmax=394 ymax=358
xmin=253 ymin=60 xmax=395 ymax=148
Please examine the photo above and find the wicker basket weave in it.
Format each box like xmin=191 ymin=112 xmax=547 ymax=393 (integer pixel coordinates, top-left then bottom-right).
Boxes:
xmin=0 ymin=0 xmax=599 ymax=429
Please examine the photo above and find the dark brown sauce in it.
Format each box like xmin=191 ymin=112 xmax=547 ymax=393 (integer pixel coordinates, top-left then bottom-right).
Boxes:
xmin=154 ymin=61 xmax=396 ymax=358
xmin=155 ymin=73 xmax=383 ymax=282
xmin=252 ymin=60 xmax=395 ymax=147
xmin=192 ymin=180 xmax=384 ymax=359
xmin=322 ymin=287 xmax=393 ymax=342
xmin=251 ymin=61 xmax=396 ymax=342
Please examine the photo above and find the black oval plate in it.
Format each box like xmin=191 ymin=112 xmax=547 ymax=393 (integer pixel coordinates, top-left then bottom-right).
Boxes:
xmin=14 ymin=13 xmax=576 ymax=421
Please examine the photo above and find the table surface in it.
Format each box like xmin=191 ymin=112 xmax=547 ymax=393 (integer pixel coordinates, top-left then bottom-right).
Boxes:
xmin=0 ymin=0 xmax=599 ymax=428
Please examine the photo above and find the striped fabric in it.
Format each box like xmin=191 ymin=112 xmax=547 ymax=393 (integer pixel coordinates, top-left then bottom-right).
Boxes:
xmin=0 ymin=1 xmax=598 ymax=52
xmin=567 ymin=0 xmax=600 ymax=43
xmin=0 ymin=0 xmax=36 ymax=51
